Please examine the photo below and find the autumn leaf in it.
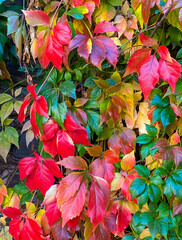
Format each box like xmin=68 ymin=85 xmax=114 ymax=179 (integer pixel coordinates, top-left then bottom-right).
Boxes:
xmin=138 ymin=55 xmax=159 ymax=100
xmin=123 ymin=48 xmax=151 ymax=76
xmin=88 ymin=176 xmax=110 ymax=228
xmin=22 ymin=10 xmax=50 ymax=26
xmin=141 ymin=0 xmax=155 ymax=24
xmin=19 ymin=152 xmax=63 ymax=195
xmin=140 ymin=33 xmax=157 ymax=47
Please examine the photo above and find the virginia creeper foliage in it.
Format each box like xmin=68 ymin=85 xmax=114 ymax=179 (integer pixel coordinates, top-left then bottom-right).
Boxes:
xmin=0 ymin=0 xmax=182 ymax=239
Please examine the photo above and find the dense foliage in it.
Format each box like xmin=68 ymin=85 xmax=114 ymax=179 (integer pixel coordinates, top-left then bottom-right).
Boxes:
xmin=0 ymin=0 xmax=182 ymax=239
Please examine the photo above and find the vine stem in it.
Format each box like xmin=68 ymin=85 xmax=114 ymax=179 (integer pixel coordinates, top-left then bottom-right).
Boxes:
xmin=37 ymin=66 xmax=54 ymax=95
xmin=50 ymin=0 xmax=64 ymax=28
xmin=0 ymin=230 xmax=9 ymax=238
xmin=26 ymin=190 xmax=36 ymax=213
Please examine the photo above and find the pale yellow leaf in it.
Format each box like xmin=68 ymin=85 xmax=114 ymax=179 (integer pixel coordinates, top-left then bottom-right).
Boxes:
xmin=26 ymin=129 xmax=34 ymax=147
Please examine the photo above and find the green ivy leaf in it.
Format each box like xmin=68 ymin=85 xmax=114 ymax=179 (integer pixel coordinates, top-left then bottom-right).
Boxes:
xmin=161 ymin=107 xmax=176 ymax=130
xmin=134 ymin=165 xmax=150 ymax=178
xmin=150 ymin=175 xmax=164 ymax=185
xmin=60 ymin=81 xmax=76 ymax=99
xmin=0 ymin=131 xmax=11 ymax=162
xmin=150 ymin=94 xmax=169 ymax=108
xmin=129 ymin=178 xmax=146 ymax=199
xmin=148 ymin=184 xmax=161 ymax=203
xmin=0 ymin=101 xmax=13 ymax=125
xmin=148 ymin=218 xmax=161 ymax=240
xmin=91 ymin=86 xmax=102 ymax=100
xmin=136 ymin=134 xmax=153 ymax=144
xmin=5 ymin=126 xmax=19 ymax=148
xmin=13 ymin=182 xmax=30 ymax=195
xmin=137 ymin=185 xmax=149 ymax=209
xmin=146 ymin=124 xmax=157 ymax=138
xmin=52 ymin=102 xmax=67 ymax=128
xmin=67 ymin=6 xmax=88 ymax=19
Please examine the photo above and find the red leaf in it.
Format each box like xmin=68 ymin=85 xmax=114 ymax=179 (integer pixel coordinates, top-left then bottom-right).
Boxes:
xmin=69 ymin=34 xmax=89 ymax=51
xmin=22 ymin=10 xmax=50 ymax=26
xmin=57 ymin=173 xmax=84 ymax=207
xmin=9 ymin=218 xmax=21 ymax=240
xmin=173 ymin=146 xmax=182 ymax=167
xmin=140 ymin=33 xmax=157 ymax=46
xmin=158 ymin=46 xmax=172 ymax=62
xmin=104 ymin=150 xmax=121 ymax=164
xmin=51 ymin=220 xmax=72 ymax=240
xmin=97 ymin=35 xmax=118 ymax=68
xmin=37 ymin=33 xmax=51 ymax=69
xmin=53 ymin=23 xmax=72 ymax=45
xmin=141 ymin=0 xmax=155 ymax=24
xmin=45 ymin=202 xmax=61 ymax=227
xmin=123 ymin=48 xmax=151 ymax=76
xmin=19 ymin=156 xmax=36 ymax=181
xmin=18 ymin=96 xmax=31 ymax=123
xmin=27 ymin=85 xmax=37 ymax=99
xmin=57 ymin=129 xmax=75 ymax=158
xmin=117 ymin=204 xmax=132 ymax=234
xmin=83 ymin=0 xmax=95 ymax=22
xmin=119 ymin=128 xmax=136 ymax=155
xmin=58 ymin=156 xmax=88 ymax=170
xmin=44 ymin=158 xmax=63 ymax=178
xmin=88 ymin=176 xmax=110 ymax=228
xmin=30 ymin=103 xmax=40 ymax=136
xmin=139 ymin=55 xmax=159 ymax=99
xmin=35 ymin=95 xmax=49 ymax=118
xmin=41 ymin=119 xmax=59 ymax=141
xmin=19 ymin=153 xmax=62 ymax=195
xmin=159 ymin=58 xmax=181 ymax=92
xmin=64 ymin=115 xmax=91 ymax=146
xmin=42 ymin=133 xmax=58 ymax=157
xmin=46 ymin=35 xmax=63 ymax=71
xmin=60 ymin=181 xmax=86 ymax=226
xmin=19 ymin=218 xmax=44 ymax=240
xmin=90 ymin=158 xmax=115 ymax=184
xmin=89 ymin=223 xmax=111 ymax=240
xmin=94 ymin=21 xmax=118 ymax=34
xmin=1 ymin=207 xmax=22 ymax=219
xmin=108 ymin=134 xmax=122 ymax=156
xmin=67 ymin=216 xmax=80 ymax=231
xmin=90 ymin=37 xmax=106 ymax=69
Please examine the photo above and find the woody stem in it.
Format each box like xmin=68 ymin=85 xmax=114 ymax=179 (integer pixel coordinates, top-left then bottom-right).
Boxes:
xmin=37 ymin=66 xmax=54 ymax=95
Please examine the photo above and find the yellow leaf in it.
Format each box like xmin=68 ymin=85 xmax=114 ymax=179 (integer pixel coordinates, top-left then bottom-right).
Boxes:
xmin=36 ymin=209 xmax=45 ymax=225
xmin=0 ymin=60 xmax=12 ymax=83
xmin=145 ymin=155 xmax=162 ymax=171
xmin=135 ymin=102 xmax=150 ymax=134
xmin=167 ymin=8 xmax=182 ymax=32
xmin=0 ymin=226 xmax=13 ymax=240
xmin=85 ymin=145 xmax=102 ymax=157
xmin=94 ymin=3 xmax=116 ymax=23
xmin=125 ymin=200 xmax=139 ymax=214
xmin=84 ymin=218 xmax=93 ymax=240
xmin=25 ymin=202 xmax=36 ymax=218
xmin=111 ymin=70 xmax=121 ymax=82
xmin=140 ymin=228 xmax=151 ymax=238
xmin=134 ymin=4 xmax=144 ymax=28
xmin=111 ymin=173 xmax=123 ymax=191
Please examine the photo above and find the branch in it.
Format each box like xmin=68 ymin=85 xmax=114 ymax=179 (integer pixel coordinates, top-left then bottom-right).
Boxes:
xmin=149 ymin=4 xmax=173 ymax=38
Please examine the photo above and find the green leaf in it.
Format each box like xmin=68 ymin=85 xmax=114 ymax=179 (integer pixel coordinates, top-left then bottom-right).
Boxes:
xmin=157 ymin=202 xmax=170 ymax=218
xmin=64 ymin=71 xmax=72 ymax=81
xmin=20 ymin=191 xmax=33 ymax=205
xmin=152 ymin=108 xmax=163 ymax=124
xmin=177 ymin=48 xmax=182 ymax=59
xmin=150 ymin=175 xmax=164 ymax=185
xmin=0 ymin=93 xmax=12 ymax=104
xmin=5 ymin=126 xmax=19 ymax=148
xmin=137 ymin=185 xmax=149 ymax=209
xmin=146 ymin=124 xmax=157 ymax=138
xmin=67 ymin=6 xmax=88 ymax=19
xmin=150 ymin=94 xmax=169 ymax=108
xmin=13 ymin=182 xmax=30 ymax=195
xmin=141 ymin=141 xmax=155 ymax=160
xmin=84 ymin=77 xmax=97 ymax=88
xmin=36 ymin=113 xmax=44 ymax=135
xmin=87 ymin=110 xmax=102 ymax=136
xmin=7 ymin=15 xmax=19 ymax=35
xmin=161 ymin=107 xmax=176 ymax=130
xmin=48 ymin=68 xmax=58 ymax=85
xmin=52 ymin=102 xmax=67 ymax=128
xmin=84 ymin=100 xmax=99 ymax=109
xmin=0 ymin=131 xmax=11 ymax=162
xmin=122 ymin=236 xmax=135 ymax=240
xmin=164 ymin=178 xmax=173 ymax=202
xmin=148 ymin=218 xmax=161 ymax=240
xmin=91 ymin=86 xmax=102 ymax=100
xmin=60 ymin=81 xmax=76 ymax=99
xmin=131 ymin=212 xmax=146 ymax=235
xmin=0 ymin=101 xmax=13 ymax=125
xmin=154 ymin=167 xmax=167 ymax=177
xmin=148 ymin=184 xmax=161 ymax=203
xmin=134 ymin=165 xmax=150 ymax=178
xmin=129 ymin=178 xmax=146 ymax=199
xmin=75 ymin=69 xmax=82 ymax=82
xmin=136 ymin=134 xmax=153 ymax=144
